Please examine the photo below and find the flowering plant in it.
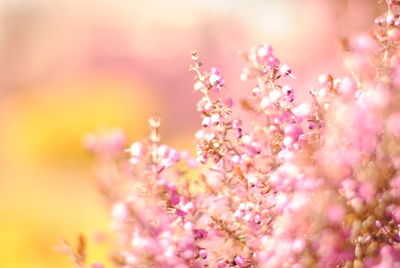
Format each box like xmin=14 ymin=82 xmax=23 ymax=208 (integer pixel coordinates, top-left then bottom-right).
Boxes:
xmin=61 ymin=1 xmax=400 ymax=267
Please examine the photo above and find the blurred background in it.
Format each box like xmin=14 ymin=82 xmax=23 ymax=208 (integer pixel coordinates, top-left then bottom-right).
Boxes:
xmin=0 ymin=0 xmax=382 ymax=267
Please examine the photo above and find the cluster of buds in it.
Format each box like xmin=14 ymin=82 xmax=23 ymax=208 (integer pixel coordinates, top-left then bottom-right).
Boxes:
xmin=191 ymin=51 xmax=235 ymax=165
xmin=126 ymin=118 xmax=180 ymax=169
xmin=240 ymin=44 xmax=295 ymax=82
xmin=374 ymin=2 xmax=400 ymax=42
xmin=155 ymin=144 xmax=180 ymax=167
xmin=193 ymin=66 xmax=225 ymax=94
xmin=233 ymin=201 xmax=262 ymax=225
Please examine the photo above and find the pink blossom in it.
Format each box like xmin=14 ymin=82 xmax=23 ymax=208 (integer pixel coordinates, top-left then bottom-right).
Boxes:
xmin=76 ymin=9 xmax=400 ymax=268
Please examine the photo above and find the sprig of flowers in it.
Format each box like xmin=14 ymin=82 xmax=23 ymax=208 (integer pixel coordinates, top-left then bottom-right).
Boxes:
xmin=62 ymin=1 xmax=400 ymax=267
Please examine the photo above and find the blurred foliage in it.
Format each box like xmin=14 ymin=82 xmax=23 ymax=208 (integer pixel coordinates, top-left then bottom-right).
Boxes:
xmin=0 ymin=75 xmax=154 ymax=268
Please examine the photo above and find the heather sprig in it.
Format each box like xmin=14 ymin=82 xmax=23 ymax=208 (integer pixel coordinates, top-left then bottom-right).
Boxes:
xmin=62 ymin=1 xmax=400 ymax=267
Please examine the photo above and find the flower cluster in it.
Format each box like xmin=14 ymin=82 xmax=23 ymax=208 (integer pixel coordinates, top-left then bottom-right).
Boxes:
xmin=63 ymin=1 xmax=400 ymax=268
